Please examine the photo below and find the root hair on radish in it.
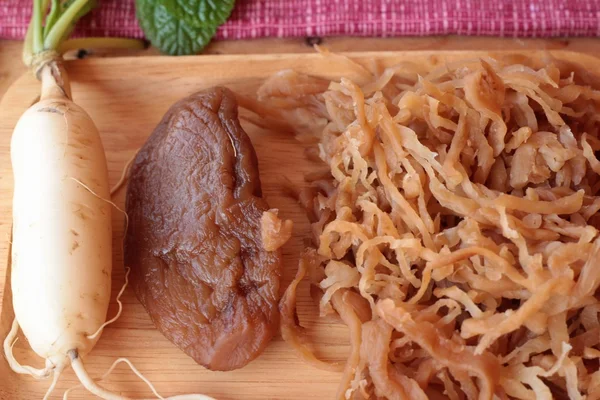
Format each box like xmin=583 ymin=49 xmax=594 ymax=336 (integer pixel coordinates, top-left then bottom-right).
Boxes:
xmin=65 ymin=352 xmax=216 ymax=400
xmin=111 ymin=150 xmax=138 ymax=195
xmin=87 ymin=267 xmax=130 ymax=340
xmin=3 ymin=319 xmax=52 ymax=379
xmin=42 ymin=363 xmax=64 ymax=400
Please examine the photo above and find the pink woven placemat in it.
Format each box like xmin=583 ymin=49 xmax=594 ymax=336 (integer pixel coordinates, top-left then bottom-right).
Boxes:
xmin=2 ymin=0 xmax=600 ymax=40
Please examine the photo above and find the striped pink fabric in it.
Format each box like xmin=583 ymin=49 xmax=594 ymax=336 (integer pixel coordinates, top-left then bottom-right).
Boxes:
xmin=2 ymin=0 xmax=600 ymax=40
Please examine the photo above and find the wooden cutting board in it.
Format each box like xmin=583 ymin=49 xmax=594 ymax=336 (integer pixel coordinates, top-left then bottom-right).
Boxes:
xmin=0 ymin=50 xmax=598 ymax=400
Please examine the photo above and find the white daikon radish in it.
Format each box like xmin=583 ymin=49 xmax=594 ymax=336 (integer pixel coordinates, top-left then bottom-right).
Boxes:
xmin=2 ymin=1 xmax=214 ymax=399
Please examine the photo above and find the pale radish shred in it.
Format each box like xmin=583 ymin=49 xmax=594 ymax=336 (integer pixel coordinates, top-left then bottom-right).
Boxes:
xmin=253 ymin=51 xmax=600 ymax=399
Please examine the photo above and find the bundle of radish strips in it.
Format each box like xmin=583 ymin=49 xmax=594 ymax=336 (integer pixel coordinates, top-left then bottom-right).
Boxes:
xmin=2 ymin=1 xmax=212 ymax=399
xmin=249 ymin=48 xmax=600 ymax=399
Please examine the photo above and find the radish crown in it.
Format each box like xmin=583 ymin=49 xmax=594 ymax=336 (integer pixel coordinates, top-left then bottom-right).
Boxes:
xmin=23 ymin=0 xmax=144 ymax=76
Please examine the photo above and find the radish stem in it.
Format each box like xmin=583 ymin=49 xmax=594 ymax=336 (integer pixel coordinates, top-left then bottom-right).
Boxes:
xmin=22 ymin=18 xmax=34 ymax=64
xmin=32 ymin=0 xmax=44 ymax=54
xmin=44 ymin=0 xmax=90 ymax=50
xmin=43 ymin=0 xmax=61 ymax=37
xmin=23 ymin=0 xmax=49 ymax=64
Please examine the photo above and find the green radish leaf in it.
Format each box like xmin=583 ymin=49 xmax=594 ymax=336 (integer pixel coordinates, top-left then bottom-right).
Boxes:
xmin=136 ymin=0 xmax=235 ymax=55
xmin=160 ymin=0 xmax=235 ymax=28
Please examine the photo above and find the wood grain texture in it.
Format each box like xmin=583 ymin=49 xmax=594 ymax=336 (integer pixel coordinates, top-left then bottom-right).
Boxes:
xmin=3 ymin=36 xmax=600 ymax=102
xmin=0 ymin=50 xmax=599 ymax=400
